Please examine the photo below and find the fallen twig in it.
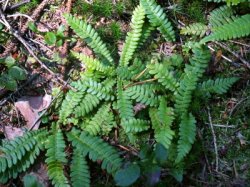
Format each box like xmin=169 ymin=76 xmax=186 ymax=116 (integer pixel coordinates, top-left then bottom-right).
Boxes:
xmin=215 ymin=41 xmax=250 ymax=69
xmin=207 ymin=107 xmax=219 ymax=172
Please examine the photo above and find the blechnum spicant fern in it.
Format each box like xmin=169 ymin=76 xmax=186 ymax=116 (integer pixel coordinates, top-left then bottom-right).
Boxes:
xmin=0 ymin=0 xmax=240 ymax=186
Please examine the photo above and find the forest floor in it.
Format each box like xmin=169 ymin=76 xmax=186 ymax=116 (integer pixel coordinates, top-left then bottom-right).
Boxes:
xmin=0 ymin=0 xmax=249 ymax=186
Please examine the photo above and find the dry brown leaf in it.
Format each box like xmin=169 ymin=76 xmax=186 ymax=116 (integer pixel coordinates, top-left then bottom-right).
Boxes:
xmin=15 ymin=94 xmax=52 ymax=130
xmin=4 ymin=126 xmax=24 ymax=140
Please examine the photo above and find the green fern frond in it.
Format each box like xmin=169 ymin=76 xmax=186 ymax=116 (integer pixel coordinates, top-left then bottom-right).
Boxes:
xmin=198 ymin=77 xmax=239 ymax=95
xmin=74 ymin=94 xmax=100 ymax=117
xmin=201 ymin=14 xmax=250 ymax=43
xmin=0 ymin=129 xmax=48 ymax=183
xmin=82 ymin=104 xmax=115 ymax=135
xmin=147 ymin=62 xmax=179 ymax=92
xmin=121 ymin=118 xmax=150 ymax=133
xmin=64 ymin=14 xmax=114 ymax=64
xmin=176 ymin=113 xmax=196 ymax=163
xmin=119 ymin=5 xmax=145 ymax=67
xmin=140 ymin=0 xmax=175 ymax=41
xmin=67 ymin=129 xmax=122 ymax=174
xmin=45 ymin=124 xmax=69 ymax=187
xmin=180 ymin=23 xmax=208 ymax=37
xmin=208 ymin=5 xmax=236 ymax=28
xmin=71 ymin=51 xmax=114 ymax=75
xmin=175 ymin=47 xmax=211 ymax=115
xmin=70 ymin=149 xmax=90 ymax=187
xmin=149 ymin=99 xmax=175 ymax=149
xmin=117 ymin=80 xmax=134 ymax=120
xmin=125 ymin=84 xmax=159 ymax=106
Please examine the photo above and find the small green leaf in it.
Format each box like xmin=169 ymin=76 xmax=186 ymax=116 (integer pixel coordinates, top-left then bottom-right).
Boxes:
xmin=41 ymin=116 xmax=49 ymax=124
xmin=8 ymin=66 xmax=26 ymax=80
xmin=23 ymin=174 xmax=44 ymax=187
xmin=0 ymin=74 xmax=17 ymax=90
xmin=4 ymin=56 xmax=15 ymax=68
xmin=56 ymin=39 xmax=63 ymax=47
xmin=154 ymin=143 xmax=168 ymax=164
xmin=57 ymin=25 xmax=65 ymax=37
xmin=45 ymin=32 xmax=57 ymax=45
xmin=115 ymin=164 xmax=140 ymax=187
xmin=28 ymin=22 xmax=38 ymax=33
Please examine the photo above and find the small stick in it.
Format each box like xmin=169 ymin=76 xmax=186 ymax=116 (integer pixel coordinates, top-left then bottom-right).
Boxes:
xmin=124 ymin=78 xmax=157 ymax=89
xmin=229 ymin=40 xmax=250 ymax=48
xmin=132 ymin=68 xmax=148 ymax=80
xmin=215 ymin=41 xmax=250 ymax=69
xmin=207 ymin=107 xmax=219 ymax=172
xmin=7 ymin=13 xmax=34 ymax=21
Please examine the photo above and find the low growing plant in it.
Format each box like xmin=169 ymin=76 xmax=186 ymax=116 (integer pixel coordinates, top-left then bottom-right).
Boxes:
xmin=1 ymin=0 xmax=247 ymax=186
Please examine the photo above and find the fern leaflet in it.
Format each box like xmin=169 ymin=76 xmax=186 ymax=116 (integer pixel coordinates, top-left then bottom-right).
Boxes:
xmin=198 ymin=77 xmax=239 ymax=95
xmin=176 ymin=113 xmax=196 ymax=163
xmin=149 ymin=98 xmax=175 ymax=149
xmin=201 ymin=14 xmax=250 ymax=43
xmin=67 ymin=129 xmax=122 ymax=174
xmin=140 ymin=0 xmax=175 ymax=41
xmin=45 ymin=123 xmax=69 ymax=187
xmin=64 ymin=14 xmax=114 ymax=64
xmin=70 ymin=149 xmax=90 ymax=187
xmin=119 ymin=5 xmax=145 ymax=67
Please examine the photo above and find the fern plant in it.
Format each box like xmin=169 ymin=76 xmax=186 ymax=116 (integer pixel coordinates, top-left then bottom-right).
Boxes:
xmin=181 ymin=4 xmax=250 ymax=43
xmin=0 ymin=0 xmax=241 ymax=186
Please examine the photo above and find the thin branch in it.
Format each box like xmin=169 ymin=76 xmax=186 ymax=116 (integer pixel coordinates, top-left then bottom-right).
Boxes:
xmin=124 ymin=78 xmax=157 ymax=89
xmin=215 ymin=41 xmax=250 ymax=69
xmin=207 ymin=107 xmax=219 ymax=172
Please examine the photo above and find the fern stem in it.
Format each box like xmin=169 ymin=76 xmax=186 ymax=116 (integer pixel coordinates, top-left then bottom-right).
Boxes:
xmin=124 ymin=78 xmax=157 ymax=89
xmin=132 ymin=68 xmax=148 ymax=80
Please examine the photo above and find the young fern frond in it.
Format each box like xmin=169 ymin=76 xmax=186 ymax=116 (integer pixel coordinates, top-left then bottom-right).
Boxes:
xmin=67 ymin=129 xmax=122 ymax=174
xmin=125 ymin=84 xmax=159 ymax=107
xmin=71 ymin=51 xmax=114 ymax=75
xmin=176 ymin=113 xmax=196 ymax=163
xmin=140 ymin=0 xmax=175 ymax=41
xmin=117 ymin=80 xmax=134 ymax=120
xmin=64 ymin=14 xmax=114 ymax=64
xmin=147 ymin=63 xmax=179 ymax=92
xmin=45 ymin=124 xmax=69 ymax=187
xmin=70 ymin=149 xmax=90 ymax=187
xmin=82 ymin=104 xmax=115 ymax=136
xmin=180 ymin=23 xmax=208 ymax=37
xmin=201 ymin=14 xmax=250 ymax=43
xmin=121 ymin=118 xmax=150 ymax=133
xmin=149 ymin=104 xmax=175 ymax=149
xmin=0 ymin=129 xmax=48 ymax=183
xmin=208 ymin=5 xmax=236 ymax=28
xmin=198 ymin=77 xmax=239 ymax=95
xmin=174 ymin=47 xmax=211 ymax=115
xmin=119 ymin=5 xmax=145 ymax=67
xmin=59 ymin=91 xmax=84 ymax=124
